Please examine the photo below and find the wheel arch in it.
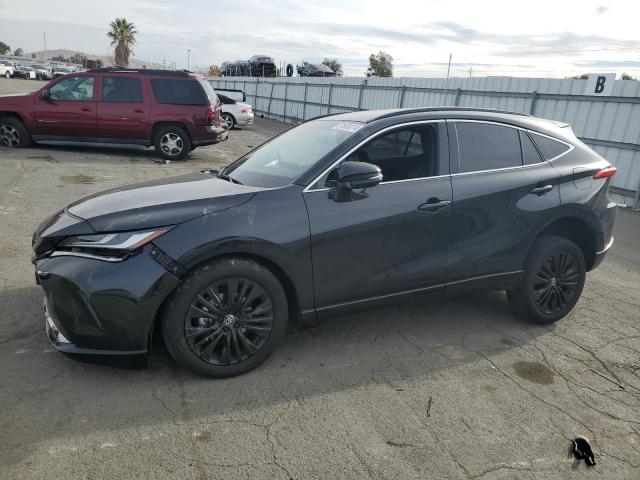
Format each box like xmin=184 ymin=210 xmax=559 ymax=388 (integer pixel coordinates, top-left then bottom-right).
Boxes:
xmin=531 ymin=216 xmax=598 ymax=271
xmin=0 ymin=111 xmax=27 ymax=124
xmin=220 ymin=112 xmax=238 ymax=125
xmin=149 ymin=250 xmax=304 ymax=352
xmin=150 ymin=121 xmax=192 ymax=143
xmin=221 ymin=111 xmax=236 ymax=122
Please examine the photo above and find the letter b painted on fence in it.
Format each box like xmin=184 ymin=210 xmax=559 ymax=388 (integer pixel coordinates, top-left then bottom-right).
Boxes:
xmin=584 ymin=73 xmax=615 ymax=96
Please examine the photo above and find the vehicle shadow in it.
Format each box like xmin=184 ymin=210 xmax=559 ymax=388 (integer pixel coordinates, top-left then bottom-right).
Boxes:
xmin=27 ymin=142 xmax=155 ymax=161
xmin=0 ymin=284 xmax=550 ymax=466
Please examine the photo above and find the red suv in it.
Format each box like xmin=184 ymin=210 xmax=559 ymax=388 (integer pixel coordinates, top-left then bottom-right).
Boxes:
xmin=0 ymin=67 xmax=227 ymax=160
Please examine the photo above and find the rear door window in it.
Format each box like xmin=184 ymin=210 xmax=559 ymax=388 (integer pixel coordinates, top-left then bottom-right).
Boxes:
xmin=455 ymin=122 xmax=522 ymax=172
xmin=102 ymin=77 xmax=143 ymax=103
xmin=151 ymin=79 xmax=208 ymax=105
xmin=530 ymin=132 xmax=571 ymax=160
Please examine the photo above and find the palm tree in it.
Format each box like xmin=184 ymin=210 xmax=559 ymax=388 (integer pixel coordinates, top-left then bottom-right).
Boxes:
xmin=107 ymin=18 xmax=137 ymax=67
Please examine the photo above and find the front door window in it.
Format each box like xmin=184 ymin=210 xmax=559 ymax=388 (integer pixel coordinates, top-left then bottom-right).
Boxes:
xmin=49 ymin=76 xmax=95 ymax=101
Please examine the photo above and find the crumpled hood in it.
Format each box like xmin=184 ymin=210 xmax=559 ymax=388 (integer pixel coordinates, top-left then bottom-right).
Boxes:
xmin=66 ymin=172 xmax=263 ymax=232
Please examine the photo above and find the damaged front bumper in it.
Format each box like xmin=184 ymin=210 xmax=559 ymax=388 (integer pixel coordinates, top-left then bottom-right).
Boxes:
xmin=36 ymin=245 xmax=182 ymax=355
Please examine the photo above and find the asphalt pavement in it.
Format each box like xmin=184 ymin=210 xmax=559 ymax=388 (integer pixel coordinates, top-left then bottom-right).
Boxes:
xmin=1 ymin=77 xmax=639 ymax=479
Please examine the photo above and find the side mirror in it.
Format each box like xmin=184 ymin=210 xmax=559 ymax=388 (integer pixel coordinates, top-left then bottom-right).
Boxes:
xmin=41 ymin=90 xmax=50 ymax=100
xmin=332 ymin=161 xmax=382 ymax=202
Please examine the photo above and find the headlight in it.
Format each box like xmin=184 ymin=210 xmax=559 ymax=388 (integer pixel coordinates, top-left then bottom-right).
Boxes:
xmin=54 ymin=229 xmax=170 ymax=261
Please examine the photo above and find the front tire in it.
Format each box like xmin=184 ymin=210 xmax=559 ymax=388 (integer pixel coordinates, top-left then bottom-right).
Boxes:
xmin=161 ymin=257 xmax=289 ymax=378
xmin=4 ymin=71 xmax=10 ymax=79
xmin=0 ymin=116 xmax=32 ymax=148
xmin=507 ymin=235 xmax=586 ymax=324
xmin=153 ymin=125 xmax=191 ymax=161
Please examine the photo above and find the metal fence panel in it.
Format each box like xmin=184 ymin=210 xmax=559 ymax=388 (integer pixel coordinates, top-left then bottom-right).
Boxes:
xmin=209 ymin=76 xmax=640 ymax=206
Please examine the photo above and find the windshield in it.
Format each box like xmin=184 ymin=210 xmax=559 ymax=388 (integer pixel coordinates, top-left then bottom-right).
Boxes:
xmin=223 ymin=120 xmax=363 ymax=188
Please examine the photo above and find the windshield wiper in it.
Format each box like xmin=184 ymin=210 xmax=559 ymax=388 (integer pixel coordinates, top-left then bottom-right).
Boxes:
xmin=216 ymin=171 xmax=243 ymax=185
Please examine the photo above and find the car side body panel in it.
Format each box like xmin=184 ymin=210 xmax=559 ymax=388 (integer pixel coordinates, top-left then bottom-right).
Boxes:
xmin=95 ymin=75 xmax=151 ymax=141
xmin=152 ymin=185 xmax=317 ymax=325
xmin=446 ymin=120 xmax=563 ymax=281
xmin=548 ymin=144 xmax=616 ymax=254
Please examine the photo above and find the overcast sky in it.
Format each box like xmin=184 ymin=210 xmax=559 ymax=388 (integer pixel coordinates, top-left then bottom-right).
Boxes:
xmin=1 ymin=0 xmax=639 ymax=78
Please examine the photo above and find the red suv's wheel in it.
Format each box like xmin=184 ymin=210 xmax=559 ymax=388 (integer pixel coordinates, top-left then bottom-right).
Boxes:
xmin=153 ymin=125 xmax=191 ymax=161
xmin=0 ymin=117 xmax=32 ymax=148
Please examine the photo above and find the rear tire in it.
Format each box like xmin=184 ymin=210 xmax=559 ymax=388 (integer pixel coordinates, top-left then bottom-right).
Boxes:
xmin=0 ymin=116 xmax=32 ymax=148
xmin=221 ymin=113 xmax=236 ymax=130
xmin=153 ymin=125 xmax=191 ymax=161
xmin=4 ymin=71 xmax=10 ymax=79
xmin=507 ymin=235 xmax=586 ymax=324
xmin=161 ymin=257 xmax=289 ymax=378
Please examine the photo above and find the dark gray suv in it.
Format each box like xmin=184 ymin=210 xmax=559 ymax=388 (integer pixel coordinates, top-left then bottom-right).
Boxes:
xmin=32 ymin=108 xmax=617 ymax=377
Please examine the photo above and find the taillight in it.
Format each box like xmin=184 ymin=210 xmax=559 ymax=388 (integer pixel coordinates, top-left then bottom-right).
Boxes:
xmin=206 ymin=106 xmax=219 ymax=125
xmin=241 ymin=108 xmax=251 ymax=114
xmin=593 ymin=166 xmax=617 ymax=179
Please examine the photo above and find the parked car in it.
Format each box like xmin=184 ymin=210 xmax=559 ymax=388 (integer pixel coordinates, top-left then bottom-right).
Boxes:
xmin=249 ymin=55 xmax=276 ymax=77
xmin=0 ymin=67 xmax=227 ymax=160
xmin=217 ymin=93 xmax=254 ymax=129
xmin=220 ymin=61 xmax=251 ymax=77
xmin=297 ymin=61 xmax=337 ymax=77
xmin=32 ymin=64 xmax=52 ymax=80
xmin=31 ymin=107 xmax=617 ymax=378
xmin=212 ymin=87 xmax=246 ymax=102
xmin=52 ymin=66 xmax=75 ymax=78
xmin=0 ymin=61 xmax=14 ymax=79
xmin=12 ymin=64 xmax=36 ymax=79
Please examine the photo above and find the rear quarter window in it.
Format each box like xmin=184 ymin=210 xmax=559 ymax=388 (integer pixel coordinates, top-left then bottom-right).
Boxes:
xmin=530 ymin=132 xmax=571 ymax=160
xmin=520 ymin=131 xmax=544 ymax=165
xmin=151 ymin=79 xmax=208 ymax=105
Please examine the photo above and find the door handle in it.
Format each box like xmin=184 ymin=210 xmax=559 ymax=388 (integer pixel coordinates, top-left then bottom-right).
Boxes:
xmin=418 ymin=198 xmax=451 ymax=212
xmin=134 ymin=109 xmax=144 ymax=113
xmin=81 ymin=107 xmax=92 ymax=112
xmin=529 ymin=184 xmax=553 ymax=196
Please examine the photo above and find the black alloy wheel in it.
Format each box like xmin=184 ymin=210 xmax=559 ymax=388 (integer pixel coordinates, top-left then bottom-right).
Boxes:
xmin=162 ymin=257 xmax=288 ymax=377
xmin=507 ymin=235 xmax=586 ymax=324
xmin=533 ymin=252 xmax=580 ymax=314
xmin=185 ymin=278 xmax=274 ymax=365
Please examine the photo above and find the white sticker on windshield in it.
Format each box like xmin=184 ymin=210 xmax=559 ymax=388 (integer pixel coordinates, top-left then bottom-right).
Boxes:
xmin=331 ymin=122 xmax=363 ymax=133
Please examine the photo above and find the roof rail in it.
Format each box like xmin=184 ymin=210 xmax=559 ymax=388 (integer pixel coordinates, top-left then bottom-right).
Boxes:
xmin=86 ymin=67 xmax=195 ymax=77
xmin=372 ymin=107 xmax=532 ymax=122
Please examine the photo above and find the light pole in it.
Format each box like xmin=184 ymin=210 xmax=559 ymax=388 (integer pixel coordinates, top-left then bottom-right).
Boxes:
xmin=187 ymin=49 xmax=191 ymax=70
